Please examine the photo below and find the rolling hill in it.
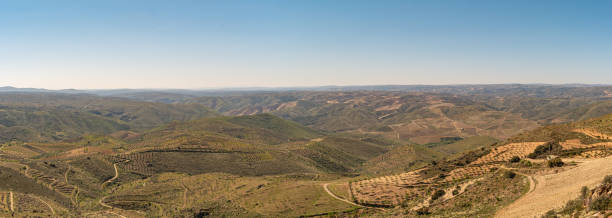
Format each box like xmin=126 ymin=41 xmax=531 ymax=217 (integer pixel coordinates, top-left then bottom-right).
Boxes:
xmin=1 ymin=86 xmax=611 ymax=217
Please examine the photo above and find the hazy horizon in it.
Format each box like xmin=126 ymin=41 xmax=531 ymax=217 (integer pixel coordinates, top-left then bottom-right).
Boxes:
xmin=2 ymin=0 xmax=611 ymax=89
xmin=2 ymin=83 xmax=611 ymax=92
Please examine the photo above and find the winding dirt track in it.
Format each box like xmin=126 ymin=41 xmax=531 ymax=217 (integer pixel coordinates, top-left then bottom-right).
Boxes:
xmin=322 ymin=183 xmax=362 ymax=207
xmin=495 ymin=156 xmax=612 ymax=218
xmin=101 ymin=164 xmax=119 ymax=188
xmin=9 ymin=191 xmax=14 ymax=212
xmin=30 ymin=194 xmax=55 ymax=215
xmin=181 ymin=180 xmax=189 ymax=209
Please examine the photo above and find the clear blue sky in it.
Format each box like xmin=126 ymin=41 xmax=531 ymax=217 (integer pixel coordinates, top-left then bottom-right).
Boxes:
xmin=1 ymin=0 xmax=611 ymax=89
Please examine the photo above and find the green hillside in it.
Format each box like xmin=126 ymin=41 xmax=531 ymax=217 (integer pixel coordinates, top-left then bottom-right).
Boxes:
xmin=0 ymin=93 xmax=217 ymax=143
xmin=361 ymin=144 xmax=443 ymax=175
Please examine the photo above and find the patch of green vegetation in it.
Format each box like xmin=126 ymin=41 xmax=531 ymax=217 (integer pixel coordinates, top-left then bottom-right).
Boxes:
xmin=419 ymin=170 xmax=529 ymax=217
xmin=361 ymin=144 xmax=443 ymax=175
xmin=431 ymin=136 xmax=498 ymax=157
xmin=547 ymin=157 xmax=564 ymax=168
xmin=527 ymin=142 xmax=563 ymax=159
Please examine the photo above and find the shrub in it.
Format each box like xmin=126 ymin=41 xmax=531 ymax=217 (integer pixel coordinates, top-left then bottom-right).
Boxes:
xmin=452 ymin=189 xmax=459 ymax=196
xmin=590 ymin=196 xmax=611 ymax=211
xmin=559 ymin=199 xmax=584 ymax=215
xmin=520 ymin=159 xmax=533 ymax=167
xmin=415 ymin=207 xmax=430 ymax=215
xmin=541 ymin=209 xmax=558 ymax=218
xmin=431 ymin=189 xmax=446 ymax=201
xmin=509 ymin=156 xmax=521 ymax=163
xmin=603 ymin=175 xmax=612 ymax=184
xmin=528 ymin=142 xmax=562 ymax=159
xmin=547 ymin=157 xmax=564 ymax=168
xmin=504 ymin=171 xmax=516 ymax=179
xmin=581 ymin=186 xmax=590 ymax=200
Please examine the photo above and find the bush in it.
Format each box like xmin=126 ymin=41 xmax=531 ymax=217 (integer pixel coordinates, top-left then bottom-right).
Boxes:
xmin=581 ymin=186 xmax=590 ymax=200
xmin=520 ymin=159 xmax=533 ymax=167
xmin=509 ymin=156 xmax=521 ymax=163
xmin=590 ymin=196 xmax=611 ymax=211
xmin=541 ymin=209 xmax=558 ymax=218
xmin=415 ymin=207 xmax=430 ymax=215
xmin=547 ymin=157 xmax=564 ymax=168
xmin=603 ymin=175 xmax=612 ymax=184
xmin=431 ymin=189 xmax=446 ymax=201
xmin=559 ymin=199 xmax=584 ymax=215
xmin=528 ymin=142 xmax=563 ymax=159
xmin=504 ymin=171 xmax=517 ymax=179
xmin=452 ymin=189 xmax=459 ymax=196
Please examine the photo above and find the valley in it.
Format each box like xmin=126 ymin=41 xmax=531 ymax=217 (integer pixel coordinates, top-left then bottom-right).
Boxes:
xmin=0 ymin=85 xmax=611 ymax=217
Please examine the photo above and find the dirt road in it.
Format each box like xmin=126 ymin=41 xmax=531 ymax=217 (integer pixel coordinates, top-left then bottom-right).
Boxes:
xmin=30 ymin=194 xmax=55 ymax=215
xmin=101 ymin=164 xmax=119 ymax=188
xmin=322 ymin=183 xmax=362 ymax=207
xmin=9 ymin=191 xmax=14 ymax=212
xmin=495 ymin=156 xmax=612 ymax=218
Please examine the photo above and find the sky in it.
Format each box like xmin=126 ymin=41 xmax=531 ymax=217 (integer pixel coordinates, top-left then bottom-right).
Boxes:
xmin=0 ymin=0 xmax=611 ymax=89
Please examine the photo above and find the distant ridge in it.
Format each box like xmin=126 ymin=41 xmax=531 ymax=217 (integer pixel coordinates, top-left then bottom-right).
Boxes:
xmin=1 ymin=84 xmax=611 ymax=98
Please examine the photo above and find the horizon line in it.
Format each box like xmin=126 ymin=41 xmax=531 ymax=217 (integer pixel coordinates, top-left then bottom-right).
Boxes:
xmin=2 ymin=83 xmax=611 ymax=92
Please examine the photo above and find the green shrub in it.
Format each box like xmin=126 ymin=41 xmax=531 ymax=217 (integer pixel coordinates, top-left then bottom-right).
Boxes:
xmin=547 ymin=157 xmax=564 ymax=168
xmin=603 ymin=175 xmax=612 ymax=184
xmin=528 ymin=142 xmax=562 ymax=159
xmin=559 ymin=199 xmax=584 ymax=215
xmin=415 ymin=207 xmax=430 ymax=215
xmin=520 ymin=159 xmax=533 ymax=167
xmin=504 ymin=171 xmax=517 ymax=179
xmin=452 ymin=189 xmax=459 ymax=196
xmin=431 ymin=189 xmax=446 ymax=201
xmin=541 ymin=209 xmax=558 ymax=218
xmin=590 ymin=196 xmax=611 ymax=211
xmin=509 ymin=156 xmax=521 ymax=163
xmin=581 ymin=186 xmax=590 ymax=200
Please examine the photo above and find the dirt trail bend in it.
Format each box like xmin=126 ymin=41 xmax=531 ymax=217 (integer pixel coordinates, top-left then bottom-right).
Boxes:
xmin=181 ymin=179 xmax=190 ymax=209
xmin=101 ymin=164 xmax=119 ymax=188
xmin=30 ymin=194 xmax=55 ymax=215
xmin=9 ymin=191 xmax=14 ymax=212
xmin=499 ymin=166 xmax=536 ymax=194
xmin=323 ymin=183 xmax=362 ymax=207
xmin=495 ymin=156 xmax=612 ymax=218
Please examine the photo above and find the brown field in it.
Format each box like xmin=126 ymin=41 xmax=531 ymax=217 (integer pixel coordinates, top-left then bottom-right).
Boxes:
xmin=107 ymin=152 xmax=156 ymax=175
xmin=0 ymin=192 xmax=10 ymax=212
xmin=13 ymin=193 xmax=53 ymax=214
xmin=471 ymin=142 xmax=545 ymax=165
xmin=350 ymin=170 xmax=428 ymax=206
xmin=560 ymin=139 xmax=612 ymax=150
xmin=444 ymin=164 xmax=500 ymax=182
xmin=574 ymin=128 xmax=612 ymax=140
xmin=26 ymin=167 xmax=76 ymax=196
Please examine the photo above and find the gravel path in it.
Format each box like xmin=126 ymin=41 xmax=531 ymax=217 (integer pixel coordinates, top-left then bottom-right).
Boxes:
xmin=495 ymin=156 xmax=612 ymax=218
xmin=323 ymin=183 xmax=362 ymax=207
xmin=101 ymin=164 xmax=119 ymax=188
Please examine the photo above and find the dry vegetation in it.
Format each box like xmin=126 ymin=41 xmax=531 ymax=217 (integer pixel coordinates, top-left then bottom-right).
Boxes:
xmin=1 ymin=88 xmax=611 ymax=217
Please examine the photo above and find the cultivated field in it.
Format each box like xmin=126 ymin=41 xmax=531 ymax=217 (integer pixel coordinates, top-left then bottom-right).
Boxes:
xmin=471 ymin=142 xmax=546 ymax=165
xmin=496 ymin=156 xmax=612 ymax=218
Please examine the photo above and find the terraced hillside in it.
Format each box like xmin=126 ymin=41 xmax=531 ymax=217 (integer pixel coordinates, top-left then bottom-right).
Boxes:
xmin=1 ymin=87 xmax=611 ymax=217
xmin=340 ymin=113 xmax=612 ymax=217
